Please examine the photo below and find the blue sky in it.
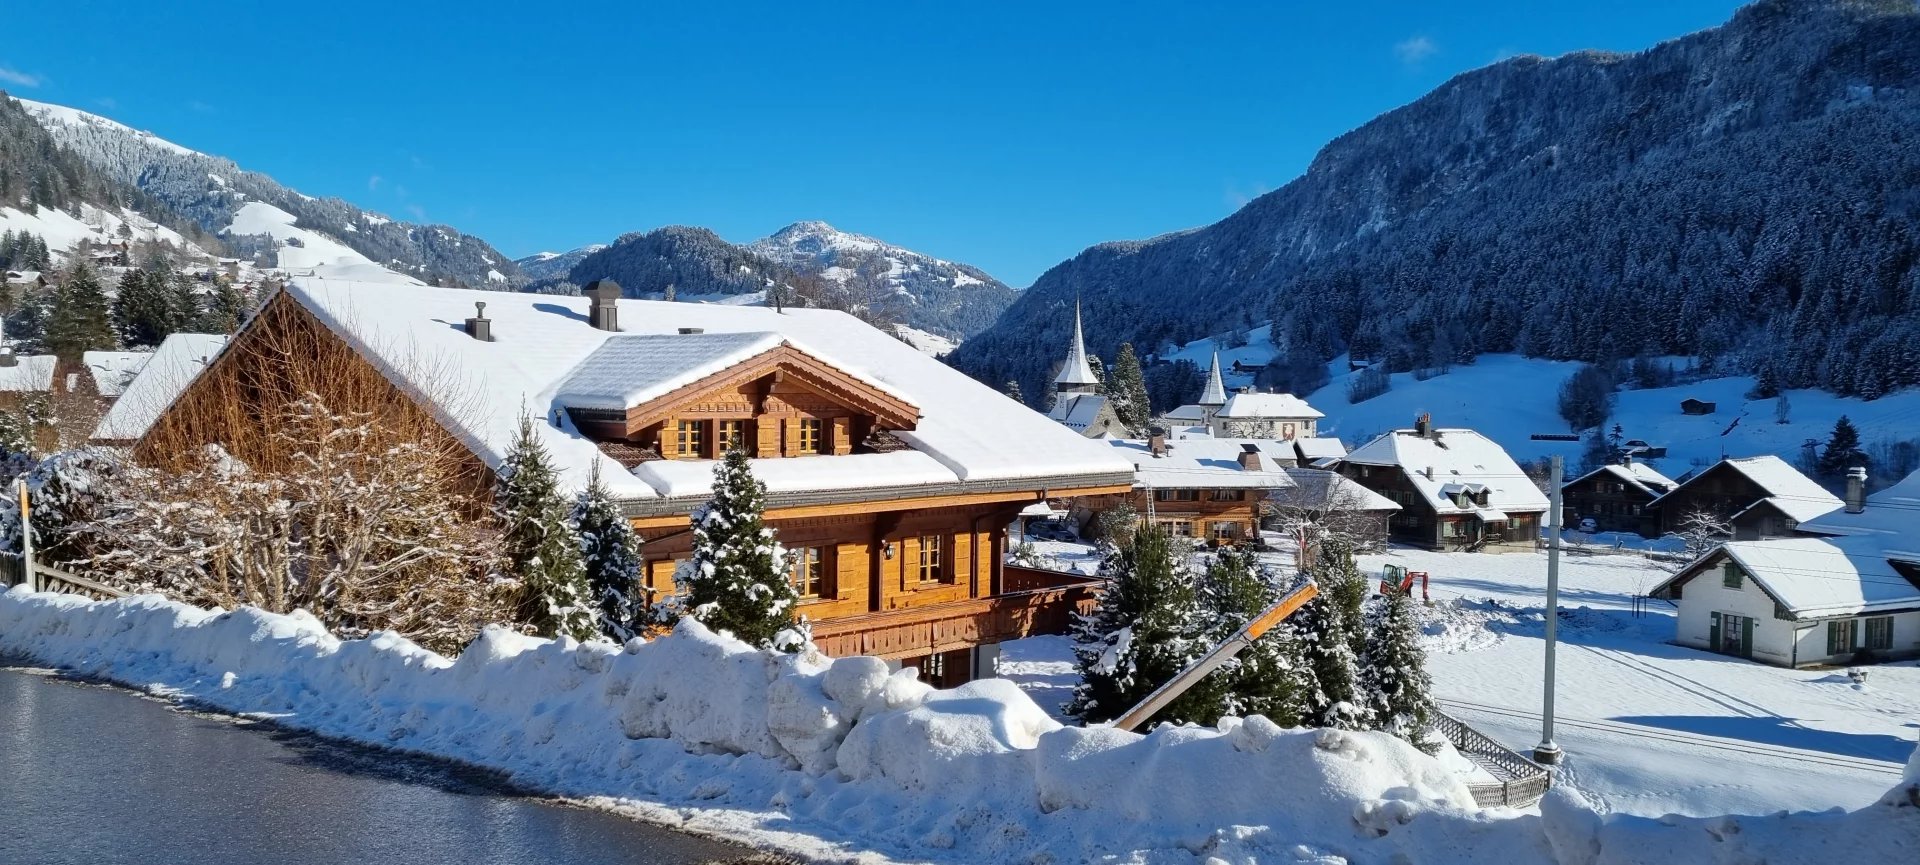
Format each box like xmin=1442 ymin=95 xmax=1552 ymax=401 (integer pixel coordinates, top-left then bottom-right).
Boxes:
xmin=2 ymin=1 xmax=1745 ymax=285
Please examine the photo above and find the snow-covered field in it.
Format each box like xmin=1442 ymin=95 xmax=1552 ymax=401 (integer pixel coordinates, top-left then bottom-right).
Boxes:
xmin=1162 ymin=324 xmax=1920 ymax=473
xmin=0 ymin=202 xmax=204 ymax=260
xmin=1003 ymin=538 xmax=1918 ymax=821
xmin=2 ymin=585 xmax=1914 ymax=863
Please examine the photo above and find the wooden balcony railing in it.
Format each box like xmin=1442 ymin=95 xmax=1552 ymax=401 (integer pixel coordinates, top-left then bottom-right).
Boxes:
xmin=811 ymin=568 xmax=1104 ymax=660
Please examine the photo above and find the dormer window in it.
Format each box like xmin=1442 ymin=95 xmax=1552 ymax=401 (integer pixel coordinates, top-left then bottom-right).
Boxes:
xmin=797 ymin=418 xmax=824 ymax=454
xmin=675 ymin=419 xmax=706 ymax=458
xmin=718 ymin=419 xmax=750 ymax=453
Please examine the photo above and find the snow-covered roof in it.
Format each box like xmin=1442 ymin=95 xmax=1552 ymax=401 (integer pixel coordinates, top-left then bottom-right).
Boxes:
xmin=1048 ymin=392 xmax=1111 ymax=431
xmin=1650 ymin=455 xmax=1840 ymax=524
xmin=1293 ymin=437 xmax=1347 ymax=461
xmin=1160 ymin=404 xmax=1208 ymax=423
xmin=82 ymin=350 xmax=152 ymax=398
xmin=1108 ymin=437 xmax=1300 ymax=490
xmin=1217 ymin=392 xmax=1324 ymax=420
xmin=556 ymin=332 xmax=792 ymax=410
xmin=280 ymin=279 xmax=1135 ymax=502
xmin=1273 ymin=468 xmax=1399 ymax=513
xmin=1197 ymin=350 xmax=1228 ymax=406
xmin=91 ymin=334 xmax=227 ymax=442
xmin=1656 ymin=536 xmax=1920 ymax=619
xmin=1341 ymin=427 xmax=1550 ymax=515
xmin=1798 ymin=469 xmax=1920 ymax=563
xmin=0 ymin=354 xmax=56 ymax=392
xmin=1566 ymin=461 xmax=1676 ymax=498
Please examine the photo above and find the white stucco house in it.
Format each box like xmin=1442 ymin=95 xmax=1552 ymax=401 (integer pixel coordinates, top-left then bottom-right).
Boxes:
xmin=1649 ymin=468 xmax=1920 ymax=667
xmin=1210 ymin=391 xmax=1323 ymax=440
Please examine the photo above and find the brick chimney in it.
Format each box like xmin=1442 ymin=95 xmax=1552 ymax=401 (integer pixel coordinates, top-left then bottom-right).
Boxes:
xmin=1845 ymin=467 xmax=1868 ymax=514
xmin=584 ymin=279 xmax=622 ymax=332
xmin=1238 ymin=443 xmax=1262 ymax=472
xmin=1149 ymin=430 xmax=1168 ymax=458
xmin=464 ymin=301 xmax=493 ymax=342
xmin=1414 ymin=412 xmax=1432 ymax=438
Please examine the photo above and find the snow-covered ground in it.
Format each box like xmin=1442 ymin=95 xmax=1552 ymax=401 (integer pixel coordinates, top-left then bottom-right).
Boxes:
xmin=1162 ymin=324 xmax=1920 ymax=474
xmin=1002 ymin=538 xmax=1919 ymax=821
xmin=225 ymin=201 xmax=420 ymax=285
xmin=0 ymin=202 xmax=205 ymax=260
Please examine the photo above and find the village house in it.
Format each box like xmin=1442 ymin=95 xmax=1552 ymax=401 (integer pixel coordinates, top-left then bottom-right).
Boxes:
xmin=1209 ymin=391 xmax=1323 ymax=440
xmin=1044 ymin=302 xmax=1127 ymax=438
xmin=1095 ymin=433 xmax=1395 ymax=546
xmin=1292 ymin=436 xmax=1347 ymax=468
xmin=135 ymin=279 xmax=1134 ymax=687
xmin=1335 ymin=415 xmax=1549 ymax=552
xmin=91 ymin=333 xmax=228 ymax=445
xmin=1647 ymin=455 xmax=1840 ymax=539
xmin=1561 ymin=458 xmax=1676 ymax=536
xmin=1650 ymin=469 xmax=1920 ymax=667
xmin=82 ymin=350 xmax=153 ymax=404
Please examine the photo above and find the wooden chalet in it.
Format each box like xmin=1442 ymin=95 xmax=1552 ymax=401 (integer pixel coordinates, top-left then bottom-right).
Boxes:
xmin=1561 ymin=458 xmax=1676 ymax=536
xmin=1647 ymin=455 xmax=1840 ymax=540
xmin=1097 ymin=435 xmax=1396 ymax=546
xmin=136 ymin=279 xmax=1134 ymax=687
xmin=1336 ymin=416 xmax=1549 ymax=553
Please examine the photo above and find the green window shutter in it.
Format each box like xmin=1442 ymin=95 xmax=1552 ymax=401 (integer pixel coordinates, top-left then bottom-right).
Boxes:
xmin=1826 ymin=621 xmax=1841 ymax=656
xmin=1741 ymin=617 xmax=1754 ymax=658
xmin=1722 ymin=562 xmax=1742 ymax=589
xmin=1710 ymin=612 xmax=1721 ymax=650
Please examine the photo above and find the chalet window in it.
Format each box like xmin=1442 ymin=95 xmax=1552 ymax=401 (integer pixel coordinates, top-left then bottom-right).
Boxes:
xmin=1721 ymin=562 xmax=1742 ymax=590
xmin=675 ymin=419 xmax=707 ymax=458
xmin=1172 ymin=489 xmax=1199 ymax=502
xmin=718 ymin=419 xmax=749 ymax=454
xmin=1827 ymin=619 xmax=1856 ymax=656
xmin=789 ymin=546 xmax=825 ymax=598
xmin=916 ymin=535 xmax=945 ymax=584
xmin=797 ymin=418 xmax=824 ymax=454
xmin=1154 ymin=489 xmax=1174 ymax=502
xmin=1212 ymin=489 xmax=1246 ymax=502
xmin=1773 ymin=602 xmax=1792 ymax=621
xmin=1442 ymin=520 xmax=1464 ymax=538
xmin=1159 ymin=519 xmax=1193 ymax=538
xmin=1864 ymin=616 xmax=1893 ymax=651
xmin=1209 ymin=521 xmax=1239 ymax=542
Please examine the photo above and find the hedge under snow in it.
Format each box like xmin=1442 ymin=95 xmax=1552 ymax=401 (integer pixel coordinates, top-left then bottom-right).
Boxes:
xmin=1 ymin=587 xmax=1914 ymax=864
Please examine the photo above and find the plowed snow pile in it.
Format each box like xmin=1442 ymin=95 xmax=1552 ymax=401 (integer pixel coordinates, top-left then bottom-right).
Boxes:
xmin=2 ymin=587 xmax=1913 ymax=864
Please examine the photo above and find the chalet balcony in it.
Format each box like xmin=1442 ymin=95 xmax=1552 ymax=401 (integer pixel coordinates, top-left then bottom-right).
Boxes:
xmin=810 ymin=566 xmax=1103 ymax=660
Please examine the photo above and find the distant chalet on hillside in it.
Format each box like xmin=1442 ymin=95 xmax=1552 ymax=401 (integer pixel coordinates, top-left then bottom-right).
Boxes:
xmin=1680 ymin=398 xmax=1717 ymax=416
xmin=1335 ymin=415 xmax=1549 ymax=553
xmin=137 ymin=278 xmax=1135 ymax=687
xmin=1647 ymin=455 xmax=1840 ymax=540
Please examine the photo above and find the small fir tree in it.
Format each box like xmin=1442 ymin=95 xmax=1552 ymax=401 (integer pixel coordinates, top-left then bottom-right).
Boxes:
xmin=1362 ymin=587 xmax=1437 ymax=751
xmin=43 ymin=262 xmax=116 ymax=360
xmin=573 ymin=462 xmax=645 ymax=642
xmin=675 ymin=446 xmax=803 ymax=651
xmin=1003 ymin=379 xmax=1025 ymax=405
xmin=1107 ymin=342 xmax=1153 ymax=435
xmin=1068 ymin=525 xmax=1215 ymax=725
xmin=1818 ymin=415 xmax=1868 ymax=479
xmin=111 ymin=267 xmax=166 ymax=347
xmin=1199 ymin=545 xmax=1299 ymax=725
xmin=1774 ymin=393 xmax=1792 ymax=425
xmin=1287 ymin=539 xmax=1370 ymax=730
xmin=498 ymin=415 xmax=597 ymax=640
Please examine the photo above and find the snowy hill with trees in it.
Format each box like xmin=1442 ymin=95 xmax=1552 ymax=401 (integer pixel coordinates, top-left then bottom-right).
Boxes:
xmin=10 ymin=95 xmax=522 ymax=288
xmin=952 ymin=0 xmax=1920 ymax=409
xmin=748 ymin=220 xmax=1018 ymax=340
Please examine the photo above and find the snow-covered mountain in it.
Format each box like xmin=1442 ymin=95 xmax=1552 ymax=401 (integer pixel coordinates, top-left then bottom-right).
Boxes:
xmin=513 ymin=245 xmax=605 ymax=282
xmin=12 ymin=96 xmax=521 ymax=288
xmin=747 ymin=221 xmax=1017 ymax=339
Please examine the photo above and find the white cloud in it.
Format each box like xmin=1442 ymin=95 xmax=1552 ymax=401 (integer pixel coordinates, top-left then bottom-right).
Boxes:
xmin=0 ymin=65 xmax=43 ymax=88
xmin=1394 ymin=36 xmax=1438 ymax=67
xmin=367 ymin=174 xmax=384 ymax=191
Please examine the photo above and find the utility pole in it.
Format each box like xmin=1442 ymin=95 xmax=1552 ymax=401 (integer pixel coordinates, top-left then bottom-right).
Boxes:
xmin=1534 ymin=455 xmax=1565 ymax=765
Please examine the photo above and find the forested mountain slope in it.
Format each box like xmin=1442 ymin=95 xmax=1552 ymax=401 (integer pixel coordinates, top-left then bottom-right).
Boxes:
xmin=952 ymin=0 xmax=1920 ymax=405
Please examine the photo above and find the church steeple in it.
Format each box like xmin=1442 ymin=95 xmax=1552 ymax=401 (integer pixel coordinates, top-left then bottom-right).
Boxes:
xmin=1198 ymin=349 xmax=1228 ymax=407
xmin=1054 ymin=299 xmax=1100 ymax=394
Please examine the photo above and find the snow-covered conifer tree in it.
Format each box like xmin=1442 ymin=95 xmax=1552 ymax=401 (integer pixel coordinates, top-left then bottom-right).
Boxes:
xmin=1069 ymin=525 xmax=1216 ymax=725
xmin=1361 ymin=587 xmax=1437 ymax=751
xmin=573 ymin=461 xmax=644 ymax=642
xmin=1199 ymin=545 xmax=1297 ymax=724
xmin=498 ymin=414 xmax=597 ymax=641
xmin=1287 ymin=539 xmax=1370 ymax=730
xmin=674 ymin=445 xmax=803 ymax=651
xmin=1107 ymin=342 xmax=1152 ymax=434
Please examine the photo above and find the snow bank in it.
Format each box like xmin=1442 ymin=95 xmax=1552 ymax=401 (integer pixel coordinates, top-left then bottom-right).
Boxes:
xmin=3 ymin=587 xmax=1913 ymax=864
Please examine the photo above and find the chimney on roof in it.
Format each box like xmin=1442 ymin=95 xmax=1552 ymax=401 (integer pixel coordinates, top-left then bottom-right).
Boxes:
xmin=678 ymin=327 xmax=704 ymax=335
xmin=584 ymin=279 xmax=622 ymax=332
xmin=1149 ymin=429 xmax=1168 ymax=458
xmin=1238 ymin=443 xmax=1262 ymax=472
xmin=1845 ymin=466 xmax=1868 ymax=514
xmin=1414 ymin=412 xmax=1433 ymax=438
xmin=464 ymin=301 xmax=493 ymax=342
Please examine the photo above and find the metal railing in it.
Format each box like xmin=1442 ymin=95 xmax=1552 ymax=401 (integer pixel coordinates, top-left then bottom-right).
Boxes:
xmin=1430 ymin=709 xmax=1554 ymax=808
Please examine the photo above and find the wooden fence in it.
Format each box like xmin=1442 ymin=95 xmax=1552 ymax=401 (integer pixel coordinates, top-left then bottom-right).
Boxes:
xmin=0 ymin=554 xmax=128 ymax=601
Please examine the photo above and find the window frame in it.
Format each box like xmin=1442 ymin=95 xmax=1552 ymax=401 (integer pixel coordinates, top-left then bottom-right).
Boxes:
xmin=797 ymin=418 xmax=824 ymax=454
xmin=915 ymin=534 xmax=946 ymax=584
xmin=1212 ymin=489 xmax=1246 ymax=502
xmin=675 ymin=419 xmax=707 ymax=459
xmin=1209 ymin=521 xmax=1239 ymax=542
xmin=789 ymin=546 xmax=825 ymax=599
xmin=1722 ymin=562 xmax=1742 ymax=590
xmin=717 ymin=419 xmax=750 ymax=454
xmin=1864 ymin=616 xmax=1893 ymax=651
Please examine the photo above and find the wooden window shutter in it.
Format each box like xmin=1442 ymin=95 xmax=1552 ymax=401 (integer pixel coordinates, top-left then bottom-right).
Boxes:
xmin=659 ymin=422 xmax=679 ymax=459
xmin=755 ymin=417 xmax=781 ymax=458
xmin=1826 ymin=621 xmax=1842 ymax=656
xmin=1741 ymin=616 xmax=1753 ymax=657
xmin=1709 ymin=612 xmax=1721 ymax=650
xmin=831 ymin=416 xmax=853 ymax=455
xmin=783 ymin=418 xmax=803 ymax=458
